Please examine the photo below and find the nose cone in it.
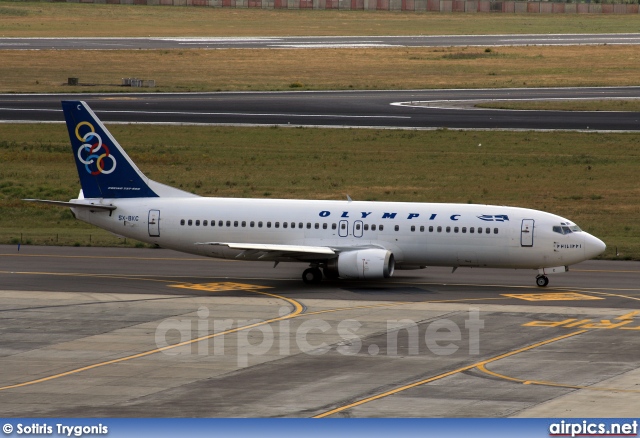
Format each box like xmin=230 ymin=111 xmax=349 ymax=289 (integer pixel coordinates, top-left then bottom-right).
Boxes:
xmin=584 ymin=233 xmax=606 ymax=259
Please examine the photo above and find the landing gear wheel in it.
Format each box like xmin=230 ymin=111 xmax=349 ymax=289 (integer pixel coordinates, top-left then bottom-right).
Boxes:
xmin=302 ymin=267 xmax=323 ymax=284
xmin=536 ymin=275 xmax=549 ymax=287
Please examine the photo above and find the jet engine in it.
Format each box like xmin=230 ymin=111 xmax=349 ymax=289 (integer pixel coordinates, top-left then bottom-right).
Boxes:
xmin=326 ymin=249 xmax=395 ymax=279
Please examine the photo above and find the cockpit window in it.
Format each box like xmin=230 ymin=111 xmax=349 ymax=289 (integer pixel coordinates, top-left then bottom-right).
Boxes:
xmin=553 ymin=224 xmax=582 ymax=235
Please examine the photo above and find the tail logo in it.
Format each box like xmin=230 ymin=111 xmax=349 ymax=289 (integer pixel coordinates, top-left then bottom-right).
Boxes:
xmin=75 ymin=121 xmax=117 ymax=175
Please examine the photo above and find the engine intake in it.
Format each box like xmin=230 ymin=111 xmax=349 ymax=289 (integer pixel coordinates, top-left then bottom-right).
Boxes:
xmin=329 ymin=249 xmax=395 ymax=279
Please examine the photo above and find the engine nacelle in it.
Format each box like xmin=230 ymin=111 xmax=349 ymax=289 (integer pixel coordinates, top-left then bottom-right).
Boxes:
xmin=331 ymin=249 xmax=395 ymax=279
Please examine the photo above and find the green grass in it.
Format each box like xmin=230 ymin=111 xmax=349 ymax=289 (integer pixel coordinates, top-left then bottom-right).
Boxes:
xmin=1 ymin=123 xmax=639 ymax=259
xmin=2 ymin=3 xmax=640 ymax=37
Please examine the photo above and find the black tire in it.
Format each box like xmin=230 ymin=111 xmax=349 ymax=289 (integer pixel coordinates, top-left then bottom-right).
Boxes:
xmin=536 ymin=275 xmax=549 ymax=287
xmin=302 ymin=267 xmax=322 ymax=284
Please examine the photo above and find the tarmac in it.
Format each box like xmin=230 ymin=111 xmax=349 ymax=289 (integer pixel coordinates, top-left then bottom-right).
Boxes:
xmin=0 ymin=245 xmax=639 ymax=417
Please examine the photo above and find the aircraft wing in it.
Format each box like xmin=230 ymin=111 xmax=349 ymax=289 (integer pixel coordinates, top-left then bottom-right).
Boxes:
xmin=196 ymin=242 xmax=336 ymax=260
xmin=196 ymin=242 xmax=384 ymax=261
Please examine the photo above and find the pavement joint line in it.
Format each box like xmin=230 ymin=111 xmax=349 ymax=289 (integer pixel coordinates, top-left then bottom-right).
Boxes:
xmin=558 ymin=288 xmax=640 ymax=302
xmin=0 ymin=289 xmax=305 ymax=392
xmin=1 ymin=274 xmax=633 ymax=395
xmin=312 ymin=330 xmax=588 ymax=418
xmin=476 ymin=363 xmax=640 ymax=393
xmin=0 ymin=270 xmax=302 ymax=282
xmin=571 ymin=269 xmax=640 ymax=274
xmin=0 ymin=277 xmax=517 ymax=392
xmin=0 ymin=253 xmax=229 ymax=262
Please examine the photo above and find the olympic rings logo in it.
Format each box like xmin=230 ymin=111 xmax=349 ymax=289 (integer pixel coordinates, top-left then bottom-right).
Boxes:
xmin=75 ymin=121 xmax=117 ymax=175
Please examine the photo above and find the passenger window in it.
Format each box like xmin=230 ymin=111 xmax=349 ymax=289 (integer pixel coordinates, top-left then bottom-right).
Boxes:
xmin=486 ymin=228 xmax=490 ymax=234
xmin=454 ymin=227 xmax=459 ymax=233
xmin=188 ymin=220 xmax=193 ymax=226
xmin=275 ymin=222 xmax=280 ymax=228
xmin=494 ymin=228 xmax=499 ymax=234
xmin=283 ymin=222 xmax=287 ymax=228
xmin=180 ymin=219 xmax=185 ymax=226
xmin=332 ymin=223 xmax=337 ymax=230
xmin=242 ymin=221 xmax=246 ymax=227
xmin=267 ymin=222 xmax=272 ymax=228
xmin=315 ymin=223 xmax=319 ymax=229
xmin=462 ymin=227 xmax=466 ymax=233
xmin=341 ymin=223 xmax=346 ymax=230
xmin=323 ymin=223 xmax=328 ymax=229
xmin=203 ymin=220 xmax=208 ymax=226
xmin=478 ymin=227 xmax=482 ymax=234
xmin=226 ymin=221 xmax=231 ymax=227
xmin=437 ymin=226 xmax=442 ymax=232
xmin=234 ymin=221 xmax=238 ymax=227
xmin=420 ymin=226 xmax=425 ymax=232
xmin=258 ymin=221 xmax=263 ymax=228
xmin=446 ymin=226 xmax=451 ymax=233
xmin=307 ymin=223 xmax=311 ymax=229
xmin=250 ymin=221 xmax=255 ymax=227
xmin=470 ymin=227 xmax=474 ymax=233
xmin=411 ymin=225 xmax=415 ymax=232
xmin=364 ymin=224 xmax=369 ymax=231
xmin=395 ymin=225 xmax=400 ymax=231
xmin=291 ymin=222 xmax=295 ymax=228
xmin=299 ymin=222 xmax=303 ymax=229
xmin=379 ymin=225 xmax=384 ymax=231
xmin=372 ymin=224 xmax=377 ymax=231
xmin=429 ymin=226 xmax=433 ymax=232
xmin=211 ymin=220 xmax=215 ymax=227
xmin=196 ymin=220 xmax=200 ymax=226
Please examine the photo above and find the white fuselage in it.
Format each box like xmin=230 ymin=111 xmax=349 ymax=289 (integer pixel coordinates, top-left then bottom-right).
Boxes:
xmin=72 ymin=197 xmax=605 ymax=270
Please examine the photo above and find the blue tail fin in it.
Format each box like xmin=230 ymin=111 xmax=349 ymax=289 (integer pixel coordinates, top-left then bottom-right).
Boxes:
xmin=62 ymin=101 xmax=158 ymax=199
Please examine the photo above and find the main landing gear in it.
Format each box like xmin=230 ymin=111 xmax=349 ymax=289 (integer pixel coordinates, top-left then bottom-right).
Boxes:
xmin=302 ymin=267 xmax=323 ymax=284
xmin=536 ymin=275 xmax=549 ymax=287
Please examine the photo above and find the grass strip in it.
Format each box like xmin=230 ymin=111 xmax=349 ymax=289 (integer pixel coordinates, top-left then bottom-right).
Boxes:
xmin=1 ymin=45 xmax=640 ymax=93
xmin=476 ymin=99 xmax=640 ymax=112
xmin=1 ymin=123 xmax=638 ymax=259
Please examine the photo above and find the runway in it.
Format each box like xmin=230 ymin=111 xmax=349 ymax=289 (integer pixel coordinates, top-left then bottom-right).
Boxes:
xmin=2 ymin=87 xmax=640 ymax=130
xmin=2 ymin=34 xmax=640 ymax=50
xmin=1 ymin=245 xmax=639 ymax=417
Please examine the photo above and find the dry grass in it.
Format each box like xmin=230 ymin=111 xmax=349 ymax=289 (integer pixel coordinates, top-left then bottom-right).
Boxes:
xmin=477 ymin=99 xmax=640 ymax=111
xmin=2 ymin=3 xmax=640 ymax=37
xmin=1 ymin=45 xmax=640 ymax=92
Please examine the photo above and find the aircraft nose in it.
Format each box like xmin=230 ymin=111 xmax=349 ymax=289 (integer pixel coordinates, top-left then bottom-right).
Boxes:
xmin=584 ymin=233 xmax=606 ymax=259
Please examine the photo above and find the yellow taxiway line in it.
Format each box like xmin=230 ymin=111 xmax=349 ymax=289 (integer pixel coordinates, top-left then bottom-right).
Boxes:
xmin=476 ymin=363 xmax=640 ymax=393
xmin=0 ymin=289 xmax=304 ymax=392
xmin=313 ymin=330 xmax=588 ymax=418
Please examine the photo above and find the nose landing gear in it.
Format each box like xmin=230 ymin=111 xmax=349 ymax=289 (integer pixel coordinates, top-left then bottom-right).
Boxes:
xmin=536 ymin=275 xmax=549 ymax=287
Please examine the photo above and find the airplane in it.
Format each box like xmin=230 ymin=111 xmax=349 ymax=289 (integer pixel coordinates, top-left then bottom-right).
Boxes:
xmin=25 ymin=101 xmax=606 ymax=287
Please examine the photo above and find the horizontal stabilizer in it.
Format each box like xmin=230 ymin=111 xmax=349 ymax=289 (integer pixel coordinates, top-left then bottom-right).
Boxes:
xmin=23 ymin=199 xmax=116 ymax=211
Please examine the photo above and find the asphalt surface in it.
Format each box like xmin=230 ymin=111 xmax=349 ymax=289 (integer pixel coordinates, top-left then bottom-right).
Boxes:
xmin=2 ymin=34 xmax=640 ymax=50
xmin=1 ymin=245 xmax=639 ymax=417
xmin=2 ymin=87 xmax=640 ymax=130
